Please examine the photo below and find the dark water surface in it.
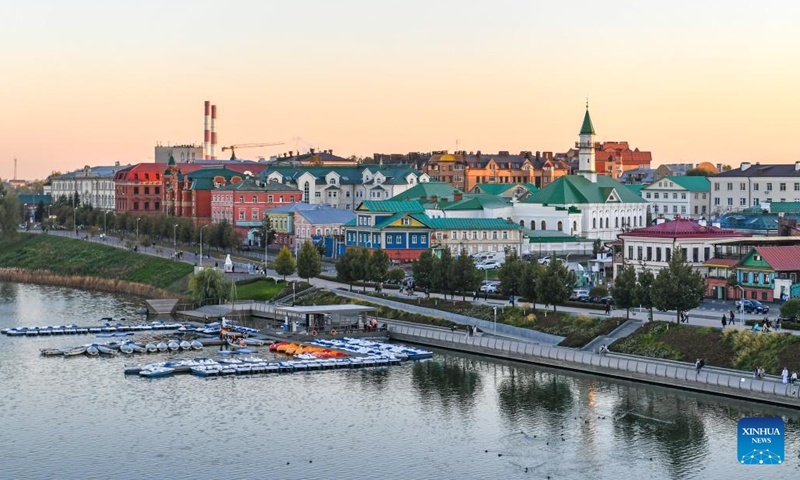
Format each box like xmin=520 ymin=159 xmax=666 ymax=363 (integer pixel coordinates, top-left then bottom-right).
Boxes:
xmin=1 ymin=282 xmax=798 ymax=479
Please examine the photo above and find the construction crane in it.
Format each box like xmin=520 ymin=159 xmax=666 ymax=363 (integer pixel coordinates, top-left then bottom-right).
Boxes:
xmin=221 ymin=142 xmax=284 ymax=160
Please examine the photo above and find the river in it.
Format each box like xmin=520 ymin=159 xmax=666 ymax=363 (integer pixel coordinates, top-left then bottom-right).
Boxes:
xmin=0 ymin=282 xmax=798 ymax=479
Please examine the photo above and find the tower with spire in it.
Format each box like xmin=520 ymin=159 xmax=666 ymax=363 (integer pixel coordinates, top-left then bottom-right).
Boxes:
xmin=577 ymin=104 xmax=597 ymax=183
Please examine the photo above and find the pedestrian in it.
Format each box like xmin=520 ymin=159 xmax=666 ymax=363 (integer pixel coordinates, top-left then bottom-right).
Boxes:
xmin=721 ymin=315 xmax=727 ymax=328
xmin=792 ymin=371 xmax=798 ymax=385
xmin=758 ymin=366 xmax=765 ymax=379
xmin=753 ymin=367 xmax=759 ymax=379
xmin=604 ymin=301 xmax=611 ymax=316
xmin=782 ymin=367 xmax=789 ymax=384
xmin=729 ymin=309 xmax=735 ymax=325
xmin=425 ymin=287 xmax=430 ymax=299
xmin=695 ymin=359 xmax=702 ymax=374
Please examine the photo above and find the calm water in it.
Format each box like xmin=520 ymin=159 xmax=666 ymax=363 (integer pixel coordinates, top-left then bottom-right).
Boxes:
xmin=1 ymin=282 xmax=799 ymax=480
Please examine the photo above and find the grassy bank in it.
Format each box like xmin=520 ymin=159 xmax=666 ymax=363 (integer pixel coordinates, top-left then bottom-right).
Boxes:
xmin=610 ymin=321 xmax=800 ymax=374
xmin=0 ymin=234 xmax=193 ymax=293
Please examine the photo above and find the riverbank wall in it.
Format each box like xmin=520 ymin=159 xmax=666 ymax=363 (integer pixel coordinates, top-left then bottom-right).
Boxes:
xmin=0 ymin=268 xmax=182 ymax=300
xmin=389 ymin=324 xmax=800 ymax=408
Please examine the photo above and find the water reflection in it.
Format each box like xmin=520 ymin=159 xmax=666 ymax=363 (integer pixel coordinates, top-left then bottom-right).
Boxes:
xmin=497 ymin=370 xmax=573 ymax=417
xmin=411 ymin=357 xmax=481 ymax=412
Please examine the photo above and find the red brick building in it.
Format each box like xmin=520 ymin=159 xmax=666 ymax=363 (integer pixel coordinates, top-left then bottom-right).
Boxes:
xmin=114 ymin=163 xmax=166 ymax=215
xmin=212 ymin=178 xmax=302 ymax=240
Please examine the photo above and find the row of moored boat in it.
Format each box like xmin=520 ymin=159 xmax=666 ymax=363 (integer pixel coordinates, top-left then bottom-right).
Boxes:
xmin=41 ymin=339 xmax=204 ymax=357
xmin=3 ymin=322 xmax=191 ymax=337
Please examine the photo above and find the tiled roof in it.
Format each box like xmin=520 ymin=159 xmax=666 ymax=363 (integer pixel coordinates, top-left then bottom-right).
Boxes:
xmin=703 ymin=258 xmax=739 ymax=267
xmin=357 ymin=200 xmax=425 ymax=213
xmin=297 ymin=206 xmax=355 ymax=225
xmin=216 ymin=178 xmax=300 ymax=192
xmin=620 ymin=218 xmax=744 ymax=239
xmin=389 ymin=182 xmax=462 ymax=201
xmin=754 ymin=246 xmax=800 ymax=271
xmin=424 ymin=217 xmax=520 ymax=230
xmin=768 ymin=202 xmax=800 ymax=214
xmin=661 ymin=176 xmax=710 ymax=192
xmin=524 ymin=175 xmax=647 ymax=205
xmin=713 ymin=164 xmax=800 ymax=178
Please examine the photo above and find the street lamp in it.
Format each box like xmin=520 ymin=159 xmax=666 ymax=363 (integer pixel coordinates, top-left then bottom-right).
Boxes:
xmin=103 ymin=211 xmax=109 ymax=237
xmin=200 ymin=224 xmax=208 ymax=267
xmin=72 ymin=193 xmax=77 ymax=235
xmin=136 ymin=217 xmax=141 ymax=243
xmin=493 ymin=306 xmax=497 ymax=334
xmin=173 ymin=223 xmax=178 ymax=253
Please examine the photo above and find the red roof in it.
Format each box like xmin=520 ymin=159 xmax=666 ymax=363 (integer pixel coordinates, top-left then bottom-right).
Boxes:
xmin=754 ymin=246 xmax=800 ymax=271
xmin=704 ymin=258 xmax=738 ymax=267
xmin=620 ymin=218 xmax=744 ymax=239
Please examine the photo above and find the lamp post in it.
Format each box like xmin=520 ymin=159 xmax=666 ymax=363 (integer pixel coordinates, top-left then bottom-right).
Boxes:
xmin=200 ymin=224 xmax=208 ymax=267
xmin=493 ymin=306 xmax=497 ymax=334
xmin=103 ymin=211 xmax=109 ymax=237
xmin=136 ymin=217 xmax=141 ymax=243
xmin=737 ymin=285 xmax=746 ymax=326
xmin=173 ymin=223 xmax=178 ymax=254
xmin=72 ymin=193 xmax=77 ymax=235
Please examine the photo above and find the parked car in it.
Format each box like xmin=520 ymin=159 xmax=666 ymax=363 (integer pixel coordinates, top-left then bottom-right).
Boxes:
xmin=570 ymin=289 xmax=590 ymax=301
xmin=537 ymin=256 xmax=551 ymax=265
xmin=477 ymin=261 xmax=501 ymax=270
xmin=575 ymin=295 xmax=592 ymax=303
xmin=238 ymin=244 xmax=252 ymax=251
xmin=480 ymin=283 xmax=500 ymax=294
xmin=736 ymin=299 xmax=770 ymax=314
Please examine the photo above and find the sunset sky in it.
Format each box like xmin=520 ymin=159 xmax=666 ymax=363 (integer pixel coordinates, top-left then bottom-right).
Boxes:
xmin=2 ymin=1 xmax=800 ymax=180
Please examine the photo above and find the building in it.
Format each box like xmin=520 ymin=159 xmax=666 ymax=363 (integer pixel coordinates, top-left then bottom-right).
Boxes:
xmin=212 ymin=178 xmax=301 ymax=241
xmin=269 ymin=149 xmax=355 ymax=167
xmin=114 ymin=163 xmax=166 ymax=215
xmin=733 ymin=246 xmax=800 ymax=303
xmin=565 ymin=141 xmax=652 ymax=180
xmin=155 ymin=145 xmax=203 ymax=164
xmin=710 ymin=161 xmax=800 ymax=214
xmin=264 ymin=203 xmax=356 ymax=254
xmin=471 ymin=183 xmax=538 ymax=200
xmin=641 ymin=176 xmax=710 ymax=220
xmin=616 ymin=218 xmax=744 ymax=277
xmin=50 ymin=164 xmax=125 ymax=211
xmin=523 ymin=108 xmax=649 ymax=241
xmin=260 ymin=165 xmax=429 ymax=210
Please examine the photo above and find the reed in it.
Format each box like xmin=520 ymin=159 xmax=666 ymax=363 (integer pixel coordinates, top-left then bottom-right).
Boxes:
xmin=0 ymin=267 xmax=184 ymax=299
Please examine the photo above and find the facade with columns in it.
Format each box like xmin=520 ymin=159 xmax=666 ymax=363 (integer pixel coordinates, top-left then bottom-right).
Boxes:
xmin=522 ymin=108 xmax=648 ymax=241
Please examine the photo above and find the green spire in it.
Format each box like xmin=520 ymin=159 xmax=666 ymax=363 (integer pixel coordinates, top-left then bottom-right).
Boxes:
xmin=168 ymin=154 xmax=176 ymax=166
xmin=580 ymin=108 xmax=595 ymax=135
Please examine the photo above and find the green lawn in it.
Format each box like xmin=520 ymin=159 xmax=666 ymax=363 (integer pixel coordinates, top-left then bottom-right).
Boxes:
xmin=235 ymin=278 xmax=288 ymax=301
xmin=0 ymin=234 xmax=193 ymax=291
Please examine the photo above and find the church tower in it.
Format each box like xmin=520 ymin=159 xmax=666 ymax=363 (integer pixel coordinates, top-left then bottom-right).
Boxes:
xmin=577 ymin=106 xmax=597 ymax=183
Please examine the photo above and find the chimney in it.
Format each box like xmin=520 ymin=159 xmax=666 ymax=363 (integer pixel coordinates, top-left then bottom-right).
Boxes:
xmin=289 ymin=150 xmax=293 ymax=157
xmin=795 ymin=161 xmax=800 ymax=171
xmin=310 ymin=148 xmax=315 ymax=154
xmin=476 ymin=150 xmax=481 ymax=159
xmin=203 ymin=101 xmax=210 ymax=159
xmin=329 ymin=149 xmax=333 ymax=155
xmin=210 ymin=104 xmax=217 ymax=160
xmin=741 ymin=162 xmax=751 ymax=171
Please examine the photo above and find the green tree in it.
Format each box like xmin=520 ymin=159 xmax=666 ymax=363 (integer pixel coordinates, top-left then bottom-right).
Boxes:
xmin=592 ymin=238 xmax=602 ymax=255
xmin=589 ymin=285 xmax=609 ymax=298
xmin=35 ymin=200 xmax=46 ymax=223
xmin=634 ymin=269 xmax=655 ymax=318
xmin=780 ymin=298 xmax=800 ymax=321
xmin=651 ymin=251 xmax=706 ymax=322
xmin=520 ymin=261 xmax=544 ymax=308
xmin=189 ymin=268 xmax=232 ymax=304
xmin=368 ymin=249 xmax=390 ymax=284
xmin=297 ymin=240 xmax=322 ymax=281
xmin=610 ymin=264 xmax=638 ymax=319
xmin=274 ymin=246 xmax=296 ymax=280
xmin=388 ymin=267 xmax=406 ymax=284
xmin=498 ymin=253 xmax=525 ymax=301
xmin=336 ymin=248 xmax=358 ymax=289
xmin=539 ymin=258 xmax=577 ymax=311
xmin=412 ymin=250 xmax=436 ymax=290
xmin=433 ymin=249 xmax=454 ymax=298
xmin=0 ymin=183 xmax=21 ymax=236
xmin=450 ymin=248 xmax=481 ymax=300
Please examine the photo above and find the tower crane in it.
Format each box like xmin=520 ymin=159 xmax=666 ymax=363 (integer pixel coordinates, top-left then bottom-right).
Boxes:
xmin=221 ymin=142 xmax=284 ymax=160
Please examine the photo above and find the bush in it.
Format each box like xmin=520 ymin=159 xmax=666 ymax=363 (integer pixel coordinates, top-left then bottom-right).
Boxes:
xmin=589 ymin=285 xmax=608 ymax=298
xmin=722 ymin=329 xmax=800 ymax=372
xmin=780 ymin=298 xmax=800 ymax=321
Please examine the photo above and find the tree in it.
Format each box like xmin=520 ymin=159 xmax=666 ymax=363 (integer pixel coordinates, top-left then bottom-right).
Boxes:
xmin=388 ymin=267 xmax=405 ymax=284
xmin=412 ymin=250 xmax=436 ymax=290
xmin=589 ymin=285 xmax=609 ymax=298
xmin=352 ymin=247 xmax=372 ymax=289
xmin=274 ymin=246 xmax=296 ymax=280
xmin=498 ymin=253 xmax=525 ymax=301
xmin=592 ymin=238 xmax=602 ymax=255
xmin=315 ymin=241 xmax=327 ymax=258
xmin=296 ymin=240 xmax=322 ymax=281
xmin=336 ymin=248 xmax=358 ymax=289
xmin=520 ymin=261 xmax=543 ymax=308
xmin=651 ymin=250 xmax=706 ymax=322
xmin=780 ymin=299 xmax=800 ymax=321
xmin=539 ymin=258 xmax=577 ymax=311
xmin=188 ymin=268 xmax=231 ymax=305
xmin=368 ymin=249 xmax=390 ymax=284
xmin=610 ymin=264 xmax=637 ymax=319
xmin=685 ymin=167 xmax=713 ymax=177
xmin=35 ymin=201 xmax=46 ymax=223
xmin=433 ymin=249 xmax=454 ymax=298
xmin=450 ymin=248 xmax=481 ymax=300
xmin=634 ymin=269 xmax=655 ymax=317
xmin=0 ymin=183 xmax=21 ymax=236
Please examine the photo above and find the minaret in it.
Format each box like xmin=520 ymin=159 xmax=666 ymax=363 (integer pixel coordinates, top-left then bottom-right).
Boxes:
xmin=577 ymin=104 xmax=597 ymax=183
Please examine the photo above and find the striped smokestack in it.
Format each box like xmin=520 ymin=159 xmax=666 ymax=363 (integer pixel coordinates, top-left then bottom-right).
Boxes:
xmin=203 ymin=101 xmax=210 ymax=160
xmin=210 ymin=104 xmax=217 ymax=160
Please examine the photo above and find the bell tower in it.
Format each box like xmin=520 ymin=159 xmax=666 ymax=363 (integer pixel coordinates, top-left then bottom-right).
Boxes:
xmin=577 ymin=104 xmax=597 ymax=183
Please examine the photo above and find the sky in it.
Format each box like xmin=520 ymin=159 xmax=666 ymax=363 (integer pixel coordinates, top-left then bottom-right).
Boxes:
xmin=2 ymin=0 xmax=800 ymax=180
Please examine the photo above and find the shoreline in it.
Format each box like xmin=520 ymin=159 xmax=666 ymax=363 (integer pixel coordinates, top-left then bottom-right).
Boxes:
xmin=0 ymin=268 xmax=184 ymax=300
xmin=389 ymin=324 xmax=800 ymax=408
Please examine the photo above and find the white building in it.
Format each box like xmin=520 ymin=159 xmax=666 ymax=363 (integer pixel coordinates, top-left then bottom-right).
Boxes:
xmin=50 ymin=164 xmax=126 ymax=211
xmin=522 ymin=108 xmax=649 ymax=240
xmin=710 ymin=161 xmax=800 ymax=215
xmin=641 ymin=176 xmax=710 ymax=220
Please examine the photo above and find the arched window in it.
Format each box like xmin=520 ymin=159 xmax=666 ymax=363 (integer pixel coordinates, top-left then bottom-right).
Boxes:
xmin=593 ymin=218 xmax=597 ymax=229
xmin=303 ymin=182 xmax=310 ymax=203
xmin=605 ymin=218 xmax=609 ymax=228
xmin=572 ymin=221 xmax=577 ymax=233
xmin=541 ymin=220 xmax=546 ymax=230
xmin=557 ymin=221 xmax=563 ymax=231
xmin=531 ymin=221 xmax=535 ymax=231
xmin=615 ymin=217 xmax=619 ymax=228
xmin=520 ymin=220 xmax=525 ymax=228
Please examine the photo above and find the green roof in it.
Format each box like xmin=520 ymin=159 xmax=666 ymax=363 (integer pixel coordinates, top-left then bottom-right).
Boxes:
xmin=624 ymin=184 xmax=645 ymax=196
xmin=357 ymin=200 xmax=425 ymax=213
xmin=389 ymin=182 xmax=463 ymax=201
xmin=437 ymin=194 xmax=510 ymax=211
xmin=473 ymin=183 xmax=515 ymax=195
xmin=666 ymin=175 xmax=710 ymax=192
xmin=580 ymin=109 xmax=595 ymax=135
xmin=769 ymin=202 xmax=800 ymax=214
xmin=424 ymin=217 xmax=521 ymax=230
xmin=524 ymin=175 xmax=648 ymax=205
xmin=521 ymin=228 xmax=588 ymax=243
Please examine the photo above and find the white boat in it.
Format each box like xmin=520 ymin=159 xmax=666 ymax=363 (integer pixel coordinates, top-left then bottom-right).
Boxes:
xmin=139 ymin=366 xmax=175 ymax=378
xmin=120 ymin=343 xmax=134 ymax=354
xmin=146 ymin=343 xmax=158 ymax=353
xmin=156 ymin=342 xmax=168 ymax=352
xmin=97 ymin=345 xmax=117 ymax=356
xmin=86 ymin=345 xmax=99 ymax=356
xmin=190 ymin=340 xmax=204 ymax=350
xmin=167 ymin=340 xmax=180 ymax=351
xmin=179 ymin=340 xmax=191 ymax=351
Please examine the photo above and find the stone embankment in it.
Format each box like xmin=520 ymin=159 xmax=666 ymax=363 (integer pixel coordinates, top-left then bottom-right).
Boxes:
xmin=389 ymin=324 xmax=800 ymax=408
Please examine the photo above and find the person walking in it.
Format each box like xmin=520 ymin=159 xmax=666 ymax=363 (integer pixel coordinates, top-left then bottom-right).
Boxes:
xmin=721 ymin=315 xmax=727 ymax=328
xmin=729 ymin=309 xmax=735 ymax=325
xmin=782 ymin=367 xmax=789 ymax=384
xmin=695 ymin=359 xmax=702 ymax=374
xmin=604 ymin=301 xmax=611 ymax=316
xmin=792 ymin=371 xmax=798 ymax=385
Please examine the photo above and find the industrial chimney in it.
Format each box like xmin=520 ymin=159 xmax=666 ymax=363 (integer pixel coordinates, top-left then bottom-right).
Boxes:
xmin=210 ymin=104 xmax=217 ymax=160
xmin=203 ymin=101 xmax=210 ymax=160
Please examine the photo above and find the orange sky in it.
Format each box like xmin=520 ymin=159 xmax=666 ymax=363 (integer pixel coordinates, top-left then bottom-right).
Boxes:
xmin=2 ymin=1 xmax=800 ymax=179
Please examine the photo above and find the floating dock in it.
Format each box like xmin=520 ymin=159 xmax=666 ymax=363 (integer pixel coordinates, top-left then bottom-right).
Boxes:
xmin=2 ymin=322 xmax=192 ymax=337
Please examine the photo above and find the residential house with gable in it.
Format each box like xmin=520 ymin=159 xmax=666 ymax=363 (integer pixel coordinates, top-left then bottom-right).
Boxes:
xmin=641 ymin=176 xmax=710 ymax=220
xmin=51 ymin=164 xmax=126 ymax=211
xmin=264 ymin=203 xmax=355 ymax=256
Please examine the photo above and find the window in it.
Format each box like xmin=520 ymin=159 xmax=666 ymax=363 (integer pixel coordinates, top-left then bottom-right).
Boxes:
xmin=665 ymin=248 xmax=671 ymax=261
xmin=238 ymin=210 xmax=244 ymax=220
xmin=541 ymin=220 xmax=546 ymax=230
xmin=279 ymin=196 xmax=284 ymax=203
xmin=762 ymin=292 xmax=768 ymax=301
xmin=727 ymin=183 xmax=733 ymax=190
xmin=646 ymin=192 xmax=651 ymax=199
xmin=646 ymin=247 xmax=652 ymax=261
xmin=654 ymin=193 xmax=660 ymax=199
xmin=144 ymin=187 xmax=150 ymax=195
xmin=672 ymin=193 xmax=678 ymax=199
xmin=754 ymin=183 xmax=759 ymax=191
xmin=672 ymin=205 xmax=678 ymax=213
xmin=411 ymin=235 xmax=417 ymax=243
xmin=740 ymin=183 xmax=746 ymax=191
xmin=681 ymin=193 xmax=686 ymax=199
xmin=704 ymin=247 xmax=710 ymax=261
xmin=482 ymin=232 xmax=487 ymax=239
xmin=692 ymin=248 xmax=699 ymax=262
xmin=780 ymin=183 xmax=787 ymax=191
xmin=303 ymin=183 xmax=310 ymax=203
xmin=628 ymin=246 xmax=633 ymax=259
xmin=727 ymin=198 xmax=733 ymax=206
xmin=681 ymin=206 xmax=686 ymax=214
xmin=740 ymin=198 xmax=747 ymax=206
xmin=795 ymin=183 xmax=800 ymax=191
xmin=714 ymin=183 xmax=720 ymax=191
xmin=592 ymin=218 xmax=596 ymax=229
xmin=637 ymin=246 xmax=643 ymax=259
xmin=268 ymin=195 xmax=273 ymax=203
xmin=492 ymin=231 xmax=498 ymax=240
xmin=753 ymin=198 xmax=760 ymax=205
xmin=557 ymin=221 xmax=563 ymax=231
xmin=133 ymin=187 xmax=139 ymax=195
xmin=401 ymin=218 xmax=411 ymax=226
xmin=502 ymin=231 xmax=509 ymax=239
xmin=239 ymin=195 xmax=245 ymax=203
xmin=766 ymin=183 xmax=773 ymax=191
xmin=251 ymin=210 xmax=258 ymax=220
xmin=656 ymin=248 xmax=662 ymax=262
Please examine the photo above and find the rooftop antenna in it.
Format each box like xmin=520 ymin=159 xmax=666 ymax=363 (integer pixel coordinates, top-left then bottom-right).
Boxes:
xmin=14 ymin=157 xmax=17 ymax=180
